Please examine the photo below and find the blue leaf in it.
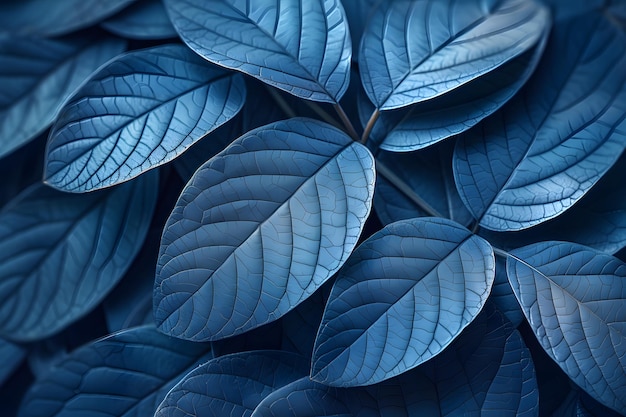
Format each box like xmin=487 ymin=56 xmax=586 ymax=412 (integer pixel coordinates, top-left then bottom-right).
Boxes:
xmin=155 ymin=350 xmax=309 ymax=417
xmin=155 ymin=118 xmax=375 ymax=341
xmin=0 ymin=172 xmax=158 ymax=342
xmin=491 ymin=255 xmax=524 ymax=327
xmin=45 ymin=44 xmax=245 ymax=193
xmin=311 ymin=217 xmax=495 ymax=386
xmin=17 ymin=326 xmax=213 ymax=417
xmin=163 ymin=0 xmax=352 ymax=103
xmin=101 ymin=0 xmax=178 ymax=40
xmin=506 ymin=241 xmax=626 ymax=414
xmin=0 ymin=0 xmax=136 ymax=37
xmin=453 ymin=12 xmax=626 ymax=231
xmin=340 ymin=0 xmax=379 ymax=56
xmin=0 ymin=337 xmax=26 ymax=386
xmin=0 ymin=134 xmax=46 ymax=209
xmin=0 ymin=35 xmax=126 ymax=159
xmin=359 ymin=0 xmax=550 ymax=110
xmin=374 ymin=143 xmax=474 ymax=227
xmin=539 ymin=0 xmax=605 ymax=21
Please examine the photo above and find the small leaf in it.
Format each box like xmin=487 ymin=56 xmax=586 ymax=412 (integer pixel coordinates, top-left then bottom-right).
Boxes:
xmin=454 ymin=11 xmax=626 ymax=231
xmin=164 ymin=0 xmax=352 ymax=103
xmin=359 ymin=0 xmax=550 ymax=110
xmin=17 ymin=326 xmax=213 ymax=417
xmin=155 ymin=350 xmax=309 ymax=417
xmin=0 ymin=35 xmax=126 ymax=159
xmin=311 ymin=217 xmax=495 ymax=386
xmin=0 ymin=0 xmax=136 ymax=37
xmin=45 ymin=44 xmax=245 ymax=192
xmin=0 ymin=173 xmax=158 ymax=342
xmin=155 ymin=118 xmax=375 ymax=341
xmin=507 ymin=241 xmax=626 ymax=414
xmin=101 ymin=0 xmax=178 ymax=40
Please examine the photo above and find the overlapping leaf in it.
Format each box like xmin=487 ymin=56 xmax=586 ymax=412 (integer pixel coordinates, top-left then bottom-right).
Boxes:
xmin=155 ymin=118 xmax=375 ymax=341
xmin=155 ymin=351 xmax=309 ymax=417
xmin=17 ymin=326 xmax=213 ymax=417
xmin=454 ymin=11 xmax=626 ymax=231
xmin=311 ymin=217 xmax=495 ymax=386
xmin=164 ymin=0 xmax=351 ymax=103
xmin=0 ymin=338 xmax=25 ymax=386
xmin=102 ymin=0 xmax=177 ymax=40
xmin=0 ymin=173 xmax=158 ymax=342
xmin=507 ymin=241 xmax=626 ymax=414
xmin=359 ymin=0 xmax=549 ymax=110
xmin=0 ymin=35 xmax=126 ymax=159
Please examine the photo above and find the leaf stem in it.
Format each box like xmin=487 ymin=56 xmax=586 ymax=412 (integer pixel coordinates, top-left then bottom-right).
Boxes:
xmin=333 ymin=103 xmax=359 ymax=142
xmin=361 ymin=109 xmax=380 ymax=145
xmin=471 ymin=221 xmax=480 ymax=234
xmin=376 ymin=159 xmax=443 ymax=218
xmin=264 ymin=85 xmax=297 ymax=118
xmin=492 ymin=246 xmax=510 ymax=259
xmin=305 ymin=101 xmax=343 ymax=130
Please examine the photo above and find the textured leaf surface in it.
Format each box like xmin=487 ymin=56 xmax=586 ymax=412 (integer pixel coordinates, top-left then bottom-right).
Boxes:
xmin=0 ymin=173 xmax=158 ymax=342
xmin=491 ymin=256 xmax=524 ymax=327
xmin=0 ymin=0 xmax=136 ymax=37
xmin=359 ymin=0 xmax=549 ymax=110
xmin=155 ymin=351 xmax=309 ymax=417
xmin=507 ymin=241 xmax=626 ymax=414
xmin=155 ymin=118 xmax=375 ymax=341
xmin=0 ymin=35 xmax=125 ymax=159
xmin=45 ymin=44 xmax=245 ymax=192
xmin=102 ymin=0 xmax=177 ymax=39
xmin=164 ymin=0 xmax=351 ymax=103
xmin=18 ymin=326 xmax=213 ymax=417
xmin=311 ymin=217 xmax=495 ymax=386
xmin=454 ymin=12 xmax=626 ymax=231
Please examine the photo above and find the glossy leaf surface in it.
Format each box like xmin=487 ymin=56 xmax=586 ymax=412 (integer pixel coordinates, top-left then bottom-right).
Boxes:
xmin=45 ymin=44 xmax=245 ymax=192
xmin=164 ymin=0 xmax=351 ymax=103
xmin=359 ymin=0 xmax=549 ymax=110
xmin=155 ymin=118 xmax=375 ymax=341
xmin=0 ymin=35 xmax=126 ymax=159
xmin=0 ymin=173 xmax=158 ymax=342
xmin=102 ymin=0 xmax=177 ymax=39
xmin=18 ymin=326 xmax=213 ymax=417
xmin=454 ymin=12 xmax=626 ymax=231
xmin=507 ymin=241 xmax=626 ymax=414
xmin=0 ymin=0 xmax=136 ymax=37
xmin=155 ymin=351 xmax=309 ymax=417
xmin=311 ymin=217 xmax=495 ymax=386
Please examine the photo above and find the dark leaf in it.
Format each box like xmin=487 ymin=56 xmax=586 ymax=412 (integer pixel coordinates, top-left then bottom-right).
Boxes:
xmin=45 ymin=44 xmax=245 ymax=192
xmin=0 ymin=337 xmax=26 ymax=386
xmin=101 ymin=0 xmax=178 ymax=40
xmin=164 ymin=0 xmax=352 ymax=103
xmin=341 ymin=0 xmax=379 ymax=56
xmin=311 ymin=217 xmax=494 ymax=386
xmin=155 ymin=350 xmax=309 ymax=417
xmin=0 ymin=173 xmax=158 ymax=342
xmin=491 ymin=255 xmax=524 ymax=327
xmin=155 ymin=118 xmax=375 ymax=341
xmin=454 ymin=12 xmax=626 ymax=231
xmin=507 ymin=241 xmax=626 ymax=414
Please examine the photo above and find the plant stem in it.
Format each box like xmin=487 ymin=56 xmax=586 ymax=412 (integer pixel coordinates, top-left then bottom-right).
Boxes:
xmin=376 ymin=159 xmax=443 ymax=218
xmin=361 ymin=109 xmax=380 ymax=145
xmin=492 ymin=246 xmax=510 ymax=259
xmin=264 ymin=85 xmax=297 ymax=118
xmin=471 ymin=221 xmax=480 ymax=234
xmin=333 ymin=103 xmax=359 ymax=142
xmin=305 ymin=101 xmax=343 ymax=130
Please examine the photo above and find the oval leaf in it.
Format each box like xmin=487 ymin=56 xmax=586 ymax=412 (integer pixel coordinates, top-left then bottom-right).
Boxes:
xmin=0 ymin=35 xmax=126 ymax=159
xmin=0 ymin=0 xmax=136 ymax=37
xmin=155 ymin=118 xmax=375 ymax=341
xmin=506 ymin=241 xmax=626 ymax=414
xmin=311 ymin=217 xmax=495 ymax=386
xmin=164 ymin=0 xmax=351 ymax=103
xmin=453 ymin=11 xmax=626 ymax=231
xmin=45 ymin=44 xmax=245 ymax=192
xmin=0 ymin=173 xmax=158 ymax=342
xmin=17 ymin=326 xmax=213 ymax=417
xmin=155 ymin=350 xmax=309 ymax=417
xmin=359 ymin=0 xmax=549 ymax=110
xmin=101 ymin=0 xmax=178 ymax=40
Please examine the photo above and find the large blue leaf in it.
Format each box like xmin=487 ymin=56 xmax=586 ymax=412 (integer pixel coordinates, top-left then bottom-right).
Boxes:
xmin=359 ymin=0 xmax=549 ymax=110
xmin=0 ymin=173 xmax=158 ymax=342
xmin=311 ymin=217 xmax=495 ymax=386
xmin=101 ymin=0 xmax=177 ymax=40
xmin=45 ymin=44 xmax=245 ymax=193
xmin=17 ymin=326 xmax=213 ymax=417
xmin=454 ymin=12 xmax=626 ymax=231
xmin=0 ymin=35 xmax=126 ymax=159
xmin=163 ymin=0 xmax=351 ymax=103
xmin=506 ymin=241 xmax=626 ymax=414
xmin=491 ymin=255 xmax=524 ymax=327
xmin=155 ymin=118 xmax=375 ymax=341
xmin=0 ymin=0 xmax=136 ymax=37
xmin=155 ymin=350 xmax=309 ymax=417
